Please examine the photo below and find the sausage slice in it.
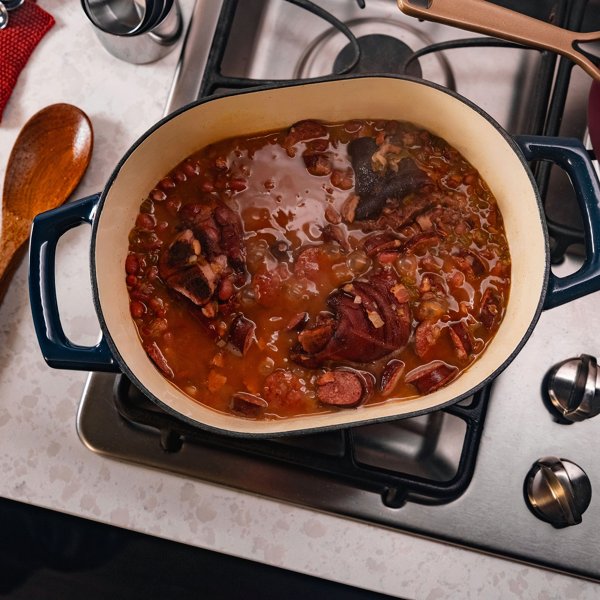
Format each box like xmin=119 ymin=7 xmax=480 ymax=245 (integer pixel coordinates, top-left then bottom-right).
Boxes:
xmin=316 ymin=369 xmax=371 ymax=408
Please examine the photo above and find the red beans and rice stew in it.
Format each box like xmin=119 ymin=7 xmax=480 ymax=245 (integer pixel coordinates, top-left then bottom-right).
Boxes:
xmin=126 ymin=119 xmax=511 ymax=419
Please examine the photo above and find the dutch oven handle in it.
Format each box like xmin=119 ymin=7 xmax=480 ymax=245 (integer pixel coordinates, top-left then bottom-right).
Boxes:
xmin=29 ymin=193 xmax=119 ymax=372
xmin=515 ymin=136 xmax=600 ymax=310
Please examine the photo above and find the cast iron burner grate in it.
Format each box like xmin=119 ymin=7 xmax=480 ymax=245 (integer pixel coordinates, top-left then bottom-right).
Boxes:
xmin=333 ymin=34 xmax=423 ymax=77
xmin=113 ymin=375 xmax=490 ymax=507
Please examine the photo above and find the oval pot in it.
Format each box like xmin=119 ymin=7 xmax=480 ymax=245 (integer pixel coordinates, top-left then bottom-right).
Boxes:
xmin=29 ymin=75 xmax=600 ymax=437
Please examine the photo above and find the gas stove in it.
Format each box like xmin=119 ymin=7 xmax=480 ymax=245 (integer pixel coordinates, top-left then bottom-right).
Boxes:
xmin=77 ymin=0 xmax=600 ymax=581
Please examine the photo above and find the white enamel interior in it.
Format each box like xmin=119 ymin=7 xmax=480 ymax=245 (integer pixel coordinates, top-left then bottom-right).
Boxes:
xmin=94 ymin=77 xmax=547 ymax=435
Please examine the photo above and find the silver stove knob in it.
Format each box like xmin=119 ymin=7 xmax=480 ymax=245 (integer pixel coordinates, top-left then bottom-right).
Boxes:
xmin=524 ymin=457 xmax=591 ymax=528
xmin=545 ymin=354 xmax=600 ymax=422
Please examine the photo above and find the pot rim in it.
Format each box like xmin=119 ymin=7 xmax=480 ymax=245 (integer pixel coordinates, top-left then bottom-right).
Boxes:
xmin=89 ymin=73 xmax=550 ymax=437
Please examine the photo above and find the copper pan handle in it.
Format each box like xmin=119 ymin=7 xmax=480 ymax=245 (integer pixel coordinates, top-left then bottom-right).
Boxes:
xmin=397 ymin=0 xmax=600 ymax=81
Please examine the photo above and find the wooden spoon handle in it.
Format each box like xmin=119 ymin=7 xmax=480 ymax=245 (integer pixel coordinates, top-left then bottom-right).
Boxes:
xmin=398 ymin=0 xmax=600 ymax=81
xmin=0 ymin=219 xmax=29 ymax=303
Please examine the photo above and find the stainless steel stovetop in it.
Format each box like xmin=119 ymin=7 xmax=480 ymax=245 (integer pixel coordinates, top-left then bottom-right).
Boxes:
xmin=78 ymin=0 xmax=600 ymax=581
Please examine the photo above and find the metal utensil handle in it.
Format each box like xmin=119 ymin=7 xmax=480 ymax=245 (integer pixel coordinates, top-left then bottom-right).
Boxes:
xmin=398 ymin=0 xmax=600 ymax=81
xmin=28 ymin=194 xmax=119 ymax=372
xmin=515 ymin=136 xmax=600 ymax=309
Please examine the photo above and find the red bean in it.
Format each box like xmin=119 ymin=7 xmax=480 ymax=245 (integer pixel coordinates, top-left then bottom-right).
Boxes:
xmin=130 ymin=301 xmax=146 ymax=318
xmin=125 ymin=254 xmax=139 ymax=275
xmin=344 ymin=120 xmax=363 ymax=133
xmin=330 ymin=169 xmax=353 ymax=190
xmin=174 ymin=171 xmax=187 ymax=182
xmin=201 ymin=180 xmax=215 ymax=193
xmin=150 ymin=188 xmax=167 ymax=202
xmin=149 ymin=297 xmax=165 ymax=317
xmin=126 ymin=275 xmax=137 ymax=287
xmin=183 ymin=161 xmax=200 ymax=176
xmin=229 ymin=178 xmax=247 ymax=192
xmin=136 ymin=213 xmax=156 ymax=230
xmin=140 ymin=198 xmax=155 ymax=213
xmin=463 ymin=172 xmax=477 ymax=185
xmin=159 ymin=177 xmax=176 ymax=191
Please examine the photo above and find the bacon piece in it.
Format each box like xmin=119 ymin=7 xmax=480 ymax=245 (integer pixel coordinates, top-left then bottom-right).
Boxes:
xmin=415 ymin=212 xmax=433 ymax=231
xmin=363 ymin=232 xmax=402 ymax=257
xmin=362 ymin=230 xmax=441 ymax=260
xmin=402 ymin=231 xmax=442 ymax=253
xmin=391 ymin=283 xmax=410 ymax=304
xmin=405 ymin=361 xmax=458 ymax=394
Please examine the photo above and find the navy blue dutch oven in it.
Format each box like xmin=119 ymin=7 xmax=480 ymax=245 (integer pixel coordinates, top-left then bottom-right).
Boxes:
xmin=28 ymin=76 xmax=600 ymax=436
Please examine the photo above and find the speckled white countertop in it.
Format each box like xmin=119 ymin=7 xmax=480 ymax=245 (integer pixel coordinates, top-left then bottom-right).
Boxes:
xmin=0 ymin=2 xmax=599 ymax=598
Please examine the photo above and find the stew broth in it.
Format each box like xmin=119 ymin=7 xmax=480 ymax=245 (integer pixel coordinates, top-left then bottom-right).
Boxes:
xmin=126 ymin=119 xmax=511 ymax=419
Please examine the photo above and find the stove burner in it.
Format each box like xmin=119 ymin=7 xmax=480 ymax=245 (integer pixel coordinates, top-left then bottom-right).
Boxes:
xmin=333 ymin=34 xmax=422 ymax=77
xmin=295 ymin=17 xmax=453 ymax=87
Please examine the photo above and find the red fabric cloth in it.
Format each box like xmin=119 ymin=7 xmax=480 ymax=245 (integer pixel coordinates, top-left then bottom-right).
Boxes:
xmin=0 ymin=1 xmax=55 ymax=121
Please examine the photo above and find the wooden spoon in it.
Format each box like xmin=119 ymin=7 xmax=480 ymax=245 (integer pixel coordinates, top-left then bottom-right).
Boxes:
xmin=0 ymin=103 xmax=93 ymax=302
